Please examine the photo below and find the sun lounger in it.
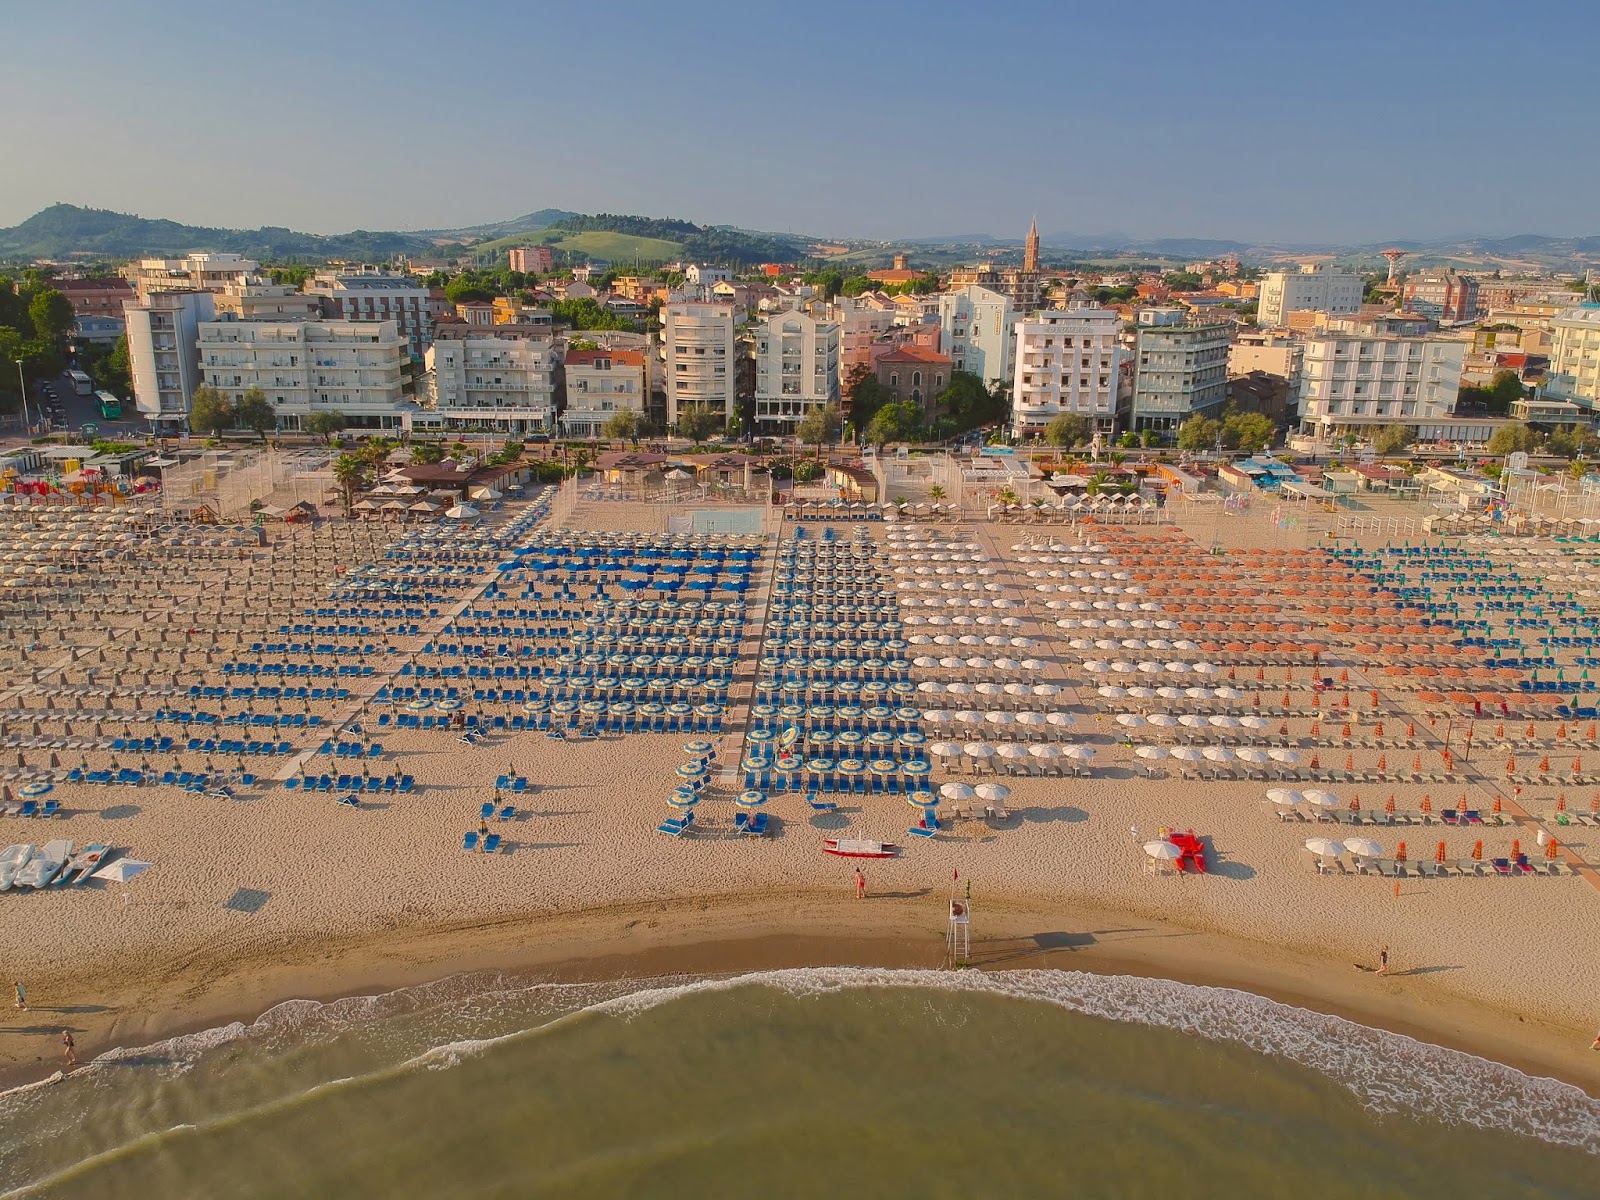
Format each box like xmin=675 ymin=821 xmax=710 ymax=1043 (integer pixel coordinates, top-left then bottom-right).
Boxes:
xmin=499 ymin=805 xmax=515 ymax=820
xmin=482 ymin=833 xmax=501 ymax=853
xmin=480 ymin=801 xmax=496 ymax=820
xmin=463 ymin=831 xmax=478 ymax=851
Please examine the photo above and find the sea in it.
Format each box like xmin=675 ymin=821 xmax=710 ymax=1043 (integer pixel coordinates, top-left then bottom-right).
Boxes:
xmin=2 ymin=967 xmax=1598 ymax=1199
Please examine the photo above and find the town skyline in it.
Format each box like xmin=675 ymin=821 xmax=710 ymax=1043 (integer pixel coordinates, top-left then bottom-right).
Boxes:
xmin=2 ymin=0 xmax=1596 ymax=242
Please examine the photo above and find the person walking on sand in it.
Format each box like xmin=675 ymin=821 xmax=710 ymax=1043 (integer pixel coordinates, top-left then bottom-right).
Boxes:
xmin=1590 ymin=1029 xmax=1600 ymax=1051
xmin=13 ymin=982 xmax=23 ymax=1011
xmin=1378 ymin=945 xmax=1389 ymax=976
xmin=62 ymin=1031 xmax=75 ymax=1068
xmin=855 ymin=867 xmax=866 ymax=900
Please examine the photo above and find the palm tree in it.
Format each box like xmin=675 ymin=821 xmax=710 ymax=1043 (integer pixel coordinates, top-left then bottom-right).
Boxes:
xmin=332 ymin=454 xmax=367 ymax=515
xmin=929 ymin=484 xmax=946 ymax=502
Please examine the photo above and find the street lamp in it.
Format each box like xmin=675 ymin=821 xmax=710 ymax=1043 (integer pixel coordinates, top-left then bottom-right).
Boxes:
xmin=13 ymin=360 xmax=29 ymax=434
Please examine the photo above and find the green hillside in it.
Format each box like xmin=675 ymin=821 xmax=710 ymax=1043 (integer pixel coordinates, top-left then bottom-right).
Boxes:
xmin=549 ymin=230 xmax=685 ymax=262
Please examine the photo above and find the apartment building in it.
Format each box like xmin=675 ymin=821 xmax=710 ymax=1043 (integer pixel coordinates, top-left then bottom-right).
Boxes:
xmin=123 ymin=289 xmax=215 ymax=430
xmin=1545 ymin=305 xmax=1600 ymax=414
xmin=662 ymin=303 xmax=737 ymax=426
xmin=1403 ymin=270 xmax=1479 ymax=324
xmin=306 ymin=272 xmax=443 ymax=359
xmin=873 ymin=345 xmax=952 ymax=417
xmin=1298 ymin=332 xmax=1466 ymax=441
xmin=51 ymin=277 xmax=135 ymax=320
xmin=1010 ymin=305 xmax=1124 ymax=436
xmin=212 ymin=281 xmax=322 ymax=321
xmin=123 ymin=252 xmax=259 ymax=301
xmin=1130 ymin=313 xmax=1231 ymax=433
xmin=752 ymin=309 xmax=840 ymax=433
xmin=198 ymin=316 xmax=410 ymax=431
xmin=937 ymin=285 xmax=1015 ymax=387
xmin=507 ymin=245 xmax=554 ymax=274
xmin=425 ymin=322 xmax=557 ymax=433
xmin=560 ymin=347 xmax=648 ymax=438
xmin=1257 ymin=264 xmax=1363 ymax=327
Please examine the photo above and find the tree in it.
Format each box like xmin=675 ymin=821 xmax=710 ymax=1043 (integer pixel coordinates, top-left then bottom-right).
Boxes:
xmin=1372 ymin=424 xmax=1413 ymax=456
xmin=796 ymin=403 xmax=841 ymax=457
xmin=411 ymin=442 xmax=444 ymax=464
xmin=1141 ymin=428 xmax=1160 ymax=448
xmin=1118 ymin=431 xmax=1139 ymax=448
xmin=234 ymin=387 xmax=276 ymax=442
xmin=1543 ymin=427 xmax=1600 ymax=460
xmin=27 ymin=289 xmax=75 ymax=344
xmin=1219 ymin=411 xmax=1276 ymax=455
xmin=1460 ymin=369 xmax=1527 ymax=414
xmin=929 ymin=484 xmax=946 ymax=502
xmin=306 ymin=410 xmax=348 ymax=444
xmin=332 ymin=453 xmax=368 ymax=513
xmin=1486 ymin=422 xmax=1539 ymax=456
xmin=602 ymin=410 xmax=643 ymax=447
xmin=188 ymin=385 xmax=234 ymax=437
xmin=99 ymin=334 xmax=131 ymax=396
xmin=1044 ymin=413 xmax=1090 ymax=449
xmin=675 ymin=405 xmax=719 ymax=447
xmin=1176 ymin=415 xmax=1221 ymax=452
xmin=863 ymin=401 xmax=921 ymax=449
xmin=843 ymin=363 xmax=893 ymax=431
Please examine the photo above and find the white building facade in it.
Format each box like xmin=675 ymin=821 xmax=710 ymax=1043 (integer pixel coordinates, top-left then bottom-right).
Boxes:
xmin=197 ymin=317 xmax=410 ymax=431
xmin=560 ymin=347 xmax=649 ymax=438
xmin=753 ymin=309 xmax=840 ymax=434
xmin=662 ymin=303 xmax=738 ymax=426
xmin=1545 ymin=305 xmax=1600 ymax=415
xmin=1298 ymin=334 xmax=1466 ymax=440
xmin=1257 ymin=264 xmax=1363 ymax=328
xmin=1010 ymin=305 xmax=1124 ymax=436
xmin=424 ymin=325 xmax=557 ymax=433
xmin=1131 ymin=317 xmax=1232 ymax=433
xmin=937 ymin=285 xmax=1015 ymax=388
xmin=123 ymin=289 xmax=216 ymax=431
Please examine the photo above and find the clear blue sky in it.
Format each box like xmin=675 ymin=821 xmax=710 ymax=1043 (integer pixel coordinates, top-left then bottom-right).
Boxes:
xmin=2 ymin=0 xmax=1594 ymax=244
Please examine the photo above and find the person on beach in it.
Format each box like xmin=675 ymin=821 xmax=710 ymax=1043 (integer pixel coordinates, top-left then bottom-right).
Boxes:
xmin=855 ymin=867 xmax=866 ymax=900
xmin=1590 ymin=1029 xmax=1600 ymax=1052
xmin=62 ymin=1031 xmax=75 ymax=1068
xmin=1378 ymin=946 xmax=1389 ymax=975
xmin=1130 ymin=825 xmax=1139 ymax=844
xmin=13 ymin=982 xmax=23 ymax=1011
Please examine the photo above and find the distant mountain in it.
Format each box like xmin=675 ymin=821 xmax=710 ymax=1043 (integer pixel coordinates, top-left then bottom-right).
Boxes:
xmin=418 ymin=209 xmax=579 ymax=243
xmin=0 ymin=204 xmax=429 ymax=262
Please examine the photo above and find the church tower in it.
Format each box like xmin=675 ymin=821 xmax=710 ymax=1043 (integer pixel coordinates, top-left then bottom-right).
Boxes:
xmin=1023 ymin=217 xmax=1040 ymax=273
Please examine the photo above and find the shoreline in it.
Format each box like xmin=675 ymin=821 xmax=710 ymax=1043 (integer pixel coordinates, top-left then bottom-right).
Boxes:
xmin=8 ymin=887 xmax=1599 ymax=1100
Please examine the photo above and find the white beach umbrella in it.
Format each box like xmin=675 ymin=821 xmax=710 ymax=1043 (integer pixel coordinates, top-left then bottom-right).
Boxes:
xmin=1178 ymin=714 xmax=1208 ymax=729
xmin=931 ymin=741 xmax=964 ymax=758
xmin=1146 ymin=713 xmax=1179 ymax=728
xmin=998 ymin=744 xmax=1031 ymax=762
xmin=1115 ymin=713 xmax=1146 ymax=728
xmin=1304 ymin=837 xmax=1344 ymax=857
xmin=1265 ymin=788 xmax=1304 ymax=806
xmin=975 ymin=782 xmax=1010 ymax=802
xmin=1239 ymin=716 xmax=1272 ymax=731
xmin=1169 ymin=746 xmax=1205 ymax=763
xmin=1343 ymin=837 xmax=1383 ymax=858
xmin=1235 ymin=748 xmax=1271 ymax=765
xmin=1061 ymin=744 xmax=1096 ymax=761
xmin=1208 ymin=715 xmax=1240 ymax=729
xmin=940 ymin=782 xmax=976 ymax=801
xmin=1135 ymin=745 xmax=1167 ymax=761
xmin=1097 ymin=685 xmax=1128 ymax=699
xmin=92 ymin=858 xmax=153 ymax=883
xmin=1045 ymin=712 xmax=1075 ymax=728
xmin=1144 ymin=841 xmax=1182 ymax=860
xmin=963 ymin=742 xmax=997 ymax=759
xmin=1302 ymin=789 xmax=1340 ymax=809
xmin=1200 ymin=745 xmax=1234 ymax=762
xmin=1268 ymin=748 xmax=1301 ymax=764
xmin=1028 ymin=743 xmax=1060 ymax=761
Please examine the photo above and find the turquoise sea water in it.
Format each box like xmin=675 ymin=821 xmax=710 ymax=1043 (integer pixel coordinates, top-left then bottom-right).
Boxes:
xmin=2 ymin=968 xmax=1598 ymax=1199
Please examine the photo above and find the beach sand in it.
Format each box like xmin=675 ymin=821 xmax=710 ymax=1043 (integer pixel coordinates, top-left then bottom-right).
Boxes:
xmin=3 ymin=491 xmax=1600 ymax=1097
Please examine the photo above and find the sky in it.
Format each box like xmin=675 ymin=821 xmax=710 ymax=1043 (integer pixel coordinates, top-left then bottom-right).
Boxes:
xmin=1 ymin=0 xmax=1595 ymax=245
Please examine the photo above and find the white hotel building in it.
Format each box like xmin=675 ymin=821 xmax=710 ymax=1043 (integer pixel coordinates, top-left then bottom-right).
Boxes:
xmin=424 ymin=324 xmax=557 ymax=434
xmin=1257 ymin=264 xmax=1363 ymax=328
xmin=753 ymin=309 xmax=840 ymax=434
xmin=1010 ymin=304 xmax=1124 ymax=437
xmin=662 ymin=303 xmax=738 ymax=427
xmin=197 ymin=316 xmax=411 ymax=431
xmin=1297 ymin=333 xmax=1467 ymax=441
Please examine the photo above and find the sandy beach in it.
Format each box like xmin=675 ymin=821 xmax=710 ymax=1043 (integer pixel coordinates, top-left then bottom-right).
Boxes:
xmin=4 ymin=487 xmax=1600 ymax=1099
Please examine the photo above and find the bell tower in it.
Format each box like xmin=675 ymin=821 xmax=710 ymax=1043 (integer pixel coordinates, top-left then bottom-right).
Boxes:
xmin=1023 ymin=217 xmax=1040 ymax=273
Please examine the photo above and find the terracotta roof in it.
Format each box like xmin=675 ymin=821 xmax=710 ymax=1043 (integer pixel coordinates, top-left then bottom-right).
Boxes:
xmin=568 ymin=348 xmax=644 ymax=367
xmin=875 ymin=345 xmax=952 ymax=366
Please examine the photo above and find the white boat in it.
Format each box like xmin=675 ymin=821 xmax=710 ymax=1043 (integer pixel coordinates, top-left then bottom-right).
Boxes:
xmin=15 ymin=840 xmax=72 ymax=890
xmin=64 ymin=844 xmax=109 ymax=886
xmin=0 ymin=844 xmax=35 ymax=891
xmin=822 ymin=838 xmax=900 ymax=859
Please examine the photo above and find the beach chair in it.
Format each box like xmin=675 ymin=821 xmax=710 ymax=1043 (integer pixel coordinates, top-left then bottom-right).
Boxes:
xmin=499 ymin=804 xmax=516 ymax=821
xmin=463 ymin=831 xmax=479 ymax=851
xmin=40 ymin=799 xmax=60 ymax=818
xmin=483 ymin=833 xmax=502 ymax=853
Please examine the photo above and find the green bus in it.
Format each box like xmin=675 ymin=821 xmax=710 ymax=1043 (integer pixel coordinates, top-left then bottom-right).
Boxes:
xmin=95 ymin=390 xmax=123 ymax=419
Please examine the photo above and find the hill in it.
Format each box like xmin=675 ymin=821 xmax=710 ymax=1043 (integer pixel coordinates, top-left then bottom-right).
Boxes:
xmin=0 ymin=204 xmax=428 ymax=262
